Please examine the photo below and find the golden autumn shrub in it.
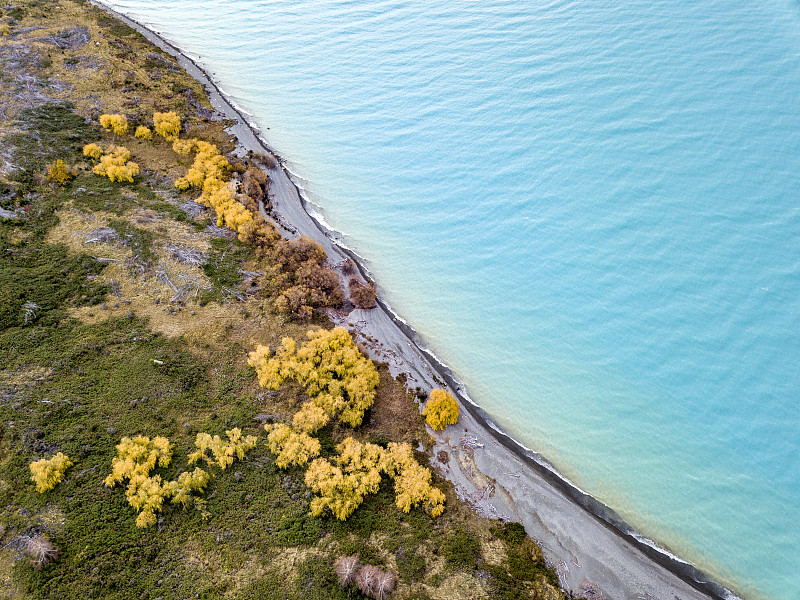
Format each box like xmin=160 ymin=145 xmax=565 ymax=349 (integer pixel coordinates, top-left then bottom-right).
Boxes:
xmin=248 ymin=327 xmax=379 ymax=428
xmin=187 ymin=428 xmax=258 ymax=470
xmin=134 ymin=125 xmax=153 ymax=140
xmin=304 ymin=439 xmax=384 ymax=521
xmin=99 ymin=113 xmax=129 ymax=135
xmin=104 ymin=435 xmax=172 ymax=488
xmin=153 ymin=111 xmax=181 ymax=140
xmin=84 ymin=144 xmax=140 ymax=183
xmin=171 ymin=138 xmax=258 ymax=242
xmin=82 ymin=142 xmax=103 ymax=160
xmin=383 ymin=442 xmax=445 ymax=516
xmin=164 ymin=467 xmax=210 ymax=508
xmin=105 ymin=436 xmax=213 ymax=527
xmin=265 ymin=423 xmax=321 ymax=469
xmin=305 ymin=459 xmax=365 ymax=520
xmin=172 ymin=137 xmax=197 ymax=155
xmin=126 ymin=474 xmax=171 ymax=528
xmin=423 ymin=388 xmax=460 ymax=431
xmin=292 ymin=401 xmax=330 ymax=434
xmin=45 ymin=159 xmax=76 ymax=186
xmin=104 ymin=435 xmax=173 ymax=528
xmin=29 ymin=453 xmax=73 ymax=493
xmin=304 ymin=437 xmax=445 ymax=520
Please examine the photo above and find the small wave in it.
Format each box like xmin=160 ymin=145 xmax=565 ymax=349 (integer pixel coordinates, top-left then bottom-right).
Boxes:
xmin=306 ymin=209 xmax=337 ymax=234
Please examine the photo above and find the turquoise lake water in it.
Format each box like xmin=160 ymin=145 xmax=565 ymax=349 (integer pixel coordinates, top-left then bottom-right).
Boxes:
xmin=102 ymin=1 xmax=800 ymax=597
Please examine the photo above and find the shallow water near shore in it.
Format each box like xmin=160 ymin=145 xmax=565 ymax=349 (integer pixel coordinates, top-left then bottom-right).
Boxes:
xmin=101 ymin=1 xmax=800 ymax=598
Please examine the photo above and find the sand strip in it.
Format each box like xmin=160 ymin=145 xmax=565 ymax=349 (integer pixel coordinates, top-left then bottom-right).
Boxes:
xmin=91 ymin=4 xmax=742 ymax=599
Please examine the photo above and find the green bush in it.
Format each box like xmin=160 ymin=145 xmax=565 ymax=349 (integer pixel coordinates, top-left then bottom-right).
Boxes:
xmin=0 ymin=242 xmax=107 ymax=328
xmin=396 ymin=546 xmax=426 ymax=581
xmin=491 ymin=521 xmax=527 ymax=546
xmin=440 ymin=527 xmax=480 ymax=569
xmin=274 ymin=513 xmax=323 ymax=546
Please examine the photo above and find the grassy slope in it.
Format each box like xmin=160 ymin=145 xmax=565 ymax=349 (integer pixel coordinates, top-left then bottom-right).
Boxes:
xmin=0 ymin=2 xmax=569 ymax=599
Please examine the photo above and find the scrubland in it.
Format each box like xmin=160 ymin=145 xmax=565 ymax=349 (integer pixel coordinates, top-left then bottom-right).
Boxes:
xmin=0 ymin=2 xmax=571 ymax=599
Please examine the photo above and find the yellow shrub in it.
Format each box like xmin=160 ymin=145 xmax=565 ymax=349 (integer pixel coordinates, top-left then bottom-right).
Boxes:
xmin=305 ymin=459 xmax=360 ymax=520
xmin=84 ymin=144 xmax=140 ymax=183
xmin=153 ymin=111 xmax=181 ymax=140
xmin=99 ymin=113 xmax=129 ymax=135
xmin=45 ymin=159 xmax=75 ymax=186
xmin=0 ymin=24 xmax=11 ymax=37
xmin=83 ymin=143 xmax=103 ymax=160
xmin=248 ymin=328 xmax=379 ymax=428
xmin=126 ymin=474 xmax=170 ymax=528
xmin=302 ymin=437 xmax=444 ymax=520
xmin=29 ymin=453 xmax=73 ymax=493
xmin=104 ymin=435 xmax=174 ymax=527
xmin=104 ymin=436 xmax=216 ymax=527
xmin=304 ymin=438 xmax=383 ymax=520
xmin=423 ymin=388 xmax=460 ymax=431
xmin=172 ymin=137 xmax=197 ymax=155
xmin=187 ymin=428 xmax=258 ymax=470
xmin=384 ymin=442 xmax=445 ymax=516
xmin=292 ymin=402 xmax=330 ymax=434
xmin=104 ymin=435 xmax=172 ymax=488
xmin=174 ymin=177 xmax=192 ymax=192
xmin=164 ymin=468 xmax=210 ymax=508
xmin=134 ymin=125 xmax=153 ymax=140
xmin=265 ymin=423 xmax=321 ymax=469
xmin=170 ymin=137 xmax=257 ymax=241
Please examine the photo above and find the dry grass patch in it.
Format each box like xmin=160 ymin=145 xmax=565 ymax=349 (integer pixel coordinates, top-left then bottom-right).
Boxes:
xmin=431 ymin=571 xmax=487 ymax=599
xmin=182 ymin=539 xmax=269 ymax=598
xmin=36 ymin=506 xmax=67 ymax=535
xmin=480 ymin=537 xmax=507 ymax=566
xmin=0 ymin=366 xmax=53 ymax=389
xmin=367 ymin=368 xmax=427 ymax=447
xmin=0 ymin=547 xmax=26 ymax=600
xmin=268 ymin=545 xmax=326 ymax=580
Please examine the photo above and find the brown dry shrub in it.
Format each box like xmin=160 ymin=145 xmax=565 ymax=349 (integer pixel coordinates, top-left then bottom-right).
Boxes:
xmin=21 ymin=535 xmax=59 ymax=569
xmin=266 ymin=237 xmax=343 ymax=319
xmin=355 ymin=565 xmax=381 ymax=597
xmin=298 ymin=260 xmax=342 ymax=305
xmin=274 ymin=285 xmax=314 ymax=321
xmin=350 ymin=279 xmax=377 ymax=309
xmin=239 ymin=193 xmax=259 ymax=215
xmin=335 ymin=555 xmax=361 ymax=587
xmin=272 ymin=236 xmax=326 ymax=272
xmin=241 ymin=166 xmax=268 ymax=202
xmin=354 ymin=564 xmax=396 ymax=599
xmin=255 ymin=151 xmax=278 ymax=170
xmin=342 ymin=259 xmax=357 ymax=276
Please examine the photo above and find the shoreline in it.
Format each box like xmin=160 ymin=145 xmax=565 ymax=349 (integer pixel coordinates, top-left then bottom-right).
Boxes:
xmin=91 ymin=3 xmax=742 ymax=599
